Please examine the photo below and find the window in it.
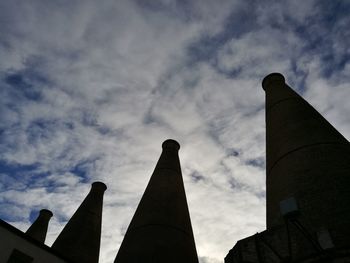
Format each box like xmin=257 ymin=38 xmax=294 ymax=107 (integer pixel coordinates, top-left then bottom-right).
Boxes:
xmin=7 ymin=249 xmax=33 ymax=263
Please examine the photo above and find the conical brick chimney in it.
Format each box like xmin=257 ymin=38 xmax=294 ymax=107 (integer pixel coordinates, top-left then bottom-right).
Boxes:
xmin=25 ymin=209 xmax=53 ymax=243
xmin=263 ymin=73 xmax=350 ymax=247
xmin=114 ymin=139 xmax=199 ymax=263
xmin=52 ymin=182 xmax=107 ymax=263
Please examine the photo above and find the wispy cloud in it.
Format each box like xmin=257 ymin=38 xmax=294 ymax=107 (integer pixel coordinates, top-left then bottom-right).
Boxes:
xmin=0 ymin=0 xmax=349 ymax=262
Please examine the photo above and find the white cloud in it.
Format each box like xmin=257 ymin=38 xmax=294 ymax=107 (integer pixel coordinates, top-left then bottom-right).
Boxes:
xmin=1 ymin=1 xmax=349 ymax=263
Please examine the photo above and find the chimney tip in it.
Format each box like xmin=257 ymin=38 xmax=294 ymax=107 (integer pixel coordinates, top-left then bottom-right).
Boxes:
xmin=39 ymin=209 xmax=53 ymax=218
xmin=262 ymin=73 xmax=285 ymax=91
xmin=91 ymin=181 xmax=107 ymax=192
xmin=162 ymin=139 xmax=180 ymax=150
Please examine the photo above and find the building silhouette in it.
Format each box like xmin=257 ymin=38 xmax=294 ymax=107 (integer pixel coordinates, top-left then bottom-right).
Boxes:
xmin=115 ymin=139 xmax=198 ymax=263
xmin=0 ymin=73 xmax=349 ymax=262
xmin=225 ymin=73 xmax=350 ymax=262
xmin=0 ymin=182 xmax=107 ymax=263
xmin=52 ymin=182 xmax=107 ymax=263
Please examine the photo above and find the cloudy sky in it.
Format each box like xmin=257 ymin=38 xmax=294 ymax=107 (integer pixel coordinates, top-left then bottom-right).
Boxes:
xmin=0 ymin=0 xmax=349 ymax=262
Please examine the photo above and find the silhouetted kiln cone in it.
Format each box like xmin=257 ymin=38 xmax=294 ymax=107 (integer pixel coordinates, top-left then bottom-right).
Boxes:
xmin=262 ymin=72 xmax=285 ymax=91
xmin=262 ymin=72 xmax=350 ymax=249
xmin=26 ymin=209 xmax=53 ymax=243
xmin=52 ymin=182 xmax=107 ymax=263
xmin=114 ymin=139 xmax=199 ymax=263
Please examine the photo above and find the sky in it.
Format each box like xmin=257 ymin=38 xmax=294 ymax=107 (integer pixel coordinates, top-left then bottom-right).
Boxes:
xmin=0 ymin=0 xmax=350 ymax=262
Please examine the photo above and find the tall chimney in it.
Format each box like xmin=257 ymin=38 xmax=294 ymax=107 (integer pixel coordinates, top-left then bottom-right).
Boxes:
xmin=114 ymin=139 xmax=199 ymax=263
xmin=25 ymin=209 xmax=53 ymax=243
xmin=263 ymin=73 xmax=350 ymax=247
xmin=52 ymin=182 xmax=107 ymax=263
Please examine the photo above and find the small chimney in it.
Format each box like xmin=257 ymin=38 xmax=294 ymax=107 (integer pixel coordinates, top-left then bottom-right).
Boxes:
xmin=25 ymin=209 xmax=53 ymax=243
xmin=52 ymin=182 xmax=107 ymax=263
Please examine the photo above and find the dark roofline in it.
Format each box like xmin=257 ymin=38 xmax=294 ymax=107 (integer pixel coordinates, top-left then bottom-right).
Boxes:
xmin=0 ymin=219 xmax=73 ymax=263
